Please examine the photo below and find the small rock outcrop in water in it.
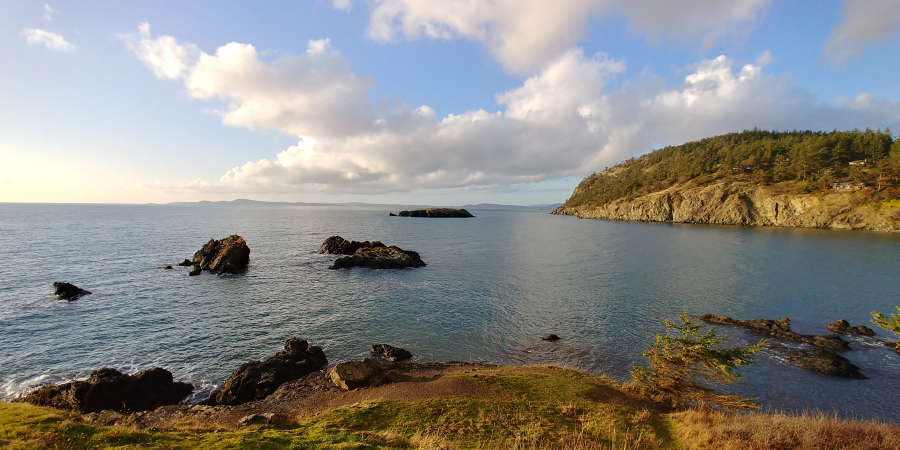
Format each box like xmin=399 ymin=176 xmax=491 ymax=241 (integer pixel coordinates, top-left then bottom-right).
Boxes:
xmin=318 ymin=235 xmax=385 ymax=255
xmin=700 ymin=314 xmax=864 ymax=378
xmin=370 ymin=344 xmax=412 ymax=362
xmin=328 ymin=358 xmax=385 ymax=390
xmin=397 ymin=208 xmax=474 ymax=218
xmin=827 ymin=319 xmax=875 ymax=336
xmin=542 ymin=334 xmax=561 ymax=342
xmin=23 ymin=367 xmax=192 ymax=413
xmin=188 ymin=265 xmax=201 ymax=276
xmin=211 ymin=338 xmax=327 ymax=405
xmin=699 ymin=314 xmax=848 ymax=351
xmin=177 ymin=259 xmax=193 ymax=267
xmin=190 ymin=235 xmax=250 ymax=274
xmin=52 ymin=282 xmax=91 ymax=300
xmin=330 ymin=246 xmax=426 ymax=269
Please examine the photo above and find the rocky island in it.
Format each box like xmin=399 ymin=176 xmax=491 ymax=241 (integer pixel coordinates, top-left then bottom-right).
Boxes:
xmin=319 ymin=235 xmax=426 ymax=269
xmin=396 ymin=208 xmax=474 ymax=218
xmin=184 ymin=235 xmax=250 ymax=275
xmin=553 ymin=130 xmax=900 ymax=231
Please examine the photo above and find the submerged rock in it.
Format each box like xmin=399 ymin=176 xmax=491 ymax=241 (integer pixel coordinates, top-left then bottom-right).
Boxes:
xmin=330 ymin=246 xmax=426 ymax=269
xmin=777 ymin=345 xmax=865 ymax=379
xmin=826 ymin=319 xmax=875 ymax=336
xmin=52 ymin=282 xmax=91 ymax=301
xmin=176 ymin=259 xmax=193 ymax=267
xmin=699 ymin=314 xmax=849 ymax=351
xmin=542 ymin=334 xmax=561 ymax=342
xmin=161 ymin=265 xmax=173 ymax=270
xmin=212 ymin=338 xmax=327 ymax=405
xmin=23 ymin=367 xmax=192 ymax=413
xmin=188 ymin=265 xmax=201 ymax=276
xmin=389 ymin=213 xmax=397 ymax=216
xmin=328 ymin=358 xmax=385 ymax=390
xmin=318 ymin=236 xmax=385 ymax=255
xmin=397 ymin=208 xmax=474 ymax=218
xmin=191 ymin=235 xmax=250 ymax=274
xmin=370 ymin=344 xmax=412 ymax=362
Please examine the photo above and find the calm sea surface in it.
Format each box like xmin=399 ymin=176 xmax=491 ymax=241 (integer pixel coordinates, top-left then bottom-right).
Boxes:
xmin=1 ymin=204 xmax=898 ymax=420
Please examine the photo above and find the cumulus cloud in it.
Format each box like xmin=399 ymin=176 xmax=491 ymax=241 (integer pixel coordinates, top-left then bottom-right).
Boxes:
xmin=22 ymin=28 xmax=73 ymax=52
xmin=364 ymin=0 xmax=770 ymax=74
xmin=124 ymin=25 xmax=899 ymax=196
xmin=826 ymin=0 xmax=900 ymax=63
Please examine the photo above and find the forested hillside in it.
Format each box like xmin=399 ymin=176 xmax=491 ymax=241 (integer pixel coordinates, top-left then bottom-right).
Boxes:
xmin=554 ymin=130 xmax=900 ymax=231
xmin=564 ymin=130 xmax=899 ymax=208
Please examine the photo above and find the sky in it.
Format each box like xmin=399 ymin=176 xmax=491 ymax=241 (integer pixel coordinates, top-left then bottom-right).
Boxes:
xmin=2 ymin=0 xmax=900 ymax=205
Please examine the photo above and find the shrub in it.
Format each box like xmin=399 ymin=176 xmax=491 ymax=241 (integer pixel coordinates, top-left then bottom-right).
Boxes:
xmin=630 ymin=312 xmax=764 ymax=410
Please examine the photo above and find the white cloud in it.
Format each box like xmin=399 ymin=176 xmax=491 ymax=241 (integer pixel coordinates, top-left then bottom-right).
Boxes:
xmin=124 ymin=26 xmax=899 ymax=196
xmin=365 ymin=0 xmax=770 ymax=74
xmin=119 ymin=22 xmax=200 ymax=79
xmin=43 ymin=3 xmax=59 ymax=21
xmin=826 ymin=0 xmax=900 ymax=63
xmin=22 ymin=28 xmax=73 ymax=52
xmin=331 ymin=0 xmax=353 ymax=11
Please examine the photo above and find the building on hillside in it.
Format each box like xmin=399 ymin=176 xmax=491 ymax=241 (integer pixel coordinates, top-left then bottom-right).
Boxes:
xmin=831 ymin=181 xmax=865 ymax=191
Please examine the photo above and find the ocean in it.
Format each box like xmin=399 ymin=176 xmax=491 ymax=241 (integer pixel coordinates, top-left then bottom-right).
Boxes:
xmin=1 ymin=203 xmax=898 ymax=419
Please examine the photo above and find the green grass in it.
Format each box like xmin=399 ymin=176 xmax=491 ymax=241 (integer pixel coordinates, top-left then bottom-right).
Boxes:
xmin=4 ymin=365 xmax=895 ymax=449
xmin=0 ymin=367 xmax=670 ymax=449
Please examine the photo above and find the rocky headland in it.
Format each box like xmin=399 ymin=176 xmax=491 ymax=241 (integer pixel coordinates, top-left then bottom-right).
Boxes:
xmin=553 ymin=180 xmax=900 ymax=232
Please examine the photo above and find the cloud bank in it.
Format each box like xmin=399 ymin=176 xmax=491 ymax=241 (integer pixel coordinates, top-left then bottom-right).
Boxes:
xmin=363 ymin=0 xmax=771 ymax=74
xmin=122 ymin=24 xmax=899 ymax=196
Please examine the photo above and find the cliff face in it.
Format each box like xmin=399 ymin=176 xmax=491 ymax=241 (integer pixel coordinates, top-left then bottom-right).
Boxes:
xmin=552 ymin=182 xmax=900 ymax=232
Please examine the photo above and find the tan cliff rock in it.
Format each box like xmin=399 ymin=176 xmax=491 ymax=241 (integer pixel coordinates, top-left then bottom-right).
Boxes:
xmin=552 ymin=182 xmax=900 ymax=232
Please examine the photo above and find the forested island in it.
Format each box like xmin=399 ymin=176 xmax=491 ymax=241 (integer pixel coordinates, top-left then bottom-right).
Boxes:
xmin=553 ymin=130 xmax=900 ymax=231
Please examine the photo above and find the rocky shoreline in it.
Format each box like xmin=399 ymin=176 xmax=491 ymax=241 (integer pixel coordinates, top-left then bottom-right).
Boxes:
xmin=552 ymin=181 xmax=900 ymax=232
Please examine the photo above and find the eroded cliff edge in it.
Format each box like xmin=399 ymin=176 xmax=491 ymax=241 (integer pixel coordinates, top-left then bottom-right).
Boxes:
xmin=552 ymin=181 xmax=900 ymax=232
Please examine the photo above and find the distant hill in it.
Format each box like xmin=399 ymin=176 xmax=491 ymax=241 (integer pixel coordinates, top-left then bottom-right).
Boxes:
xmin=554 ymin=130 xmax=900 ymax=231
xmin=164 ymin=199 xmax=557 ymax=211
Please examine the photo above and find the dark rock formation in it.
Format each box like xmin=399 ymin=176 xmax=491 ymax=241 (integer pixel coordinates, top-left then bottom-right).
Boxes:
xmin=699 ymin=314 xmax=849 ymax=351
xmin=318 ymin=236 xmax=385 ymax=255
xmin=23 ymin=367 xmax=192 ymax=413
xmin=177 ymin=259 xmax=193 ymax=267
xmin=188 ymin=265 xmax=201 ymax=276
xmin=827 ymin=319 xmax=875 ymax=336
xmin=52 ymin=282 xmax=91 ymax=301
xmin=776 ymin=345 xmax=865 ymax=379
xmin=389 ymin=213 xmax=397 ymax=216
xmin=328 ymin=358 xmax=385 ymax=390
xmin=330 ymin=246 xmax=426 ymax=269
xmin=397 ymin=208 xmax=474 ymax=218
xmin=212 ymin=338 xmax=327 ymax=405
xmin=699 ymin=314 xmax=864 ymax=378
xmin=370 ymin=344 xmax=412 ymax=362
xmin=191 ymin=235 xmax=250 ymax=274
xmin=162 ymin=265 xmax=173 ymax=270
xmin=542 ymin=334 xmax=561 ymax=342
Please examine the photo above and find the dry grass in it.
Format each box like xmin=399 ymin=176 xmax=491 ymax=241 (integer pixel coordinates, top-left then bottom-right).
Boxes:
xmin=670 ymin=409 xmax=900 ymax=450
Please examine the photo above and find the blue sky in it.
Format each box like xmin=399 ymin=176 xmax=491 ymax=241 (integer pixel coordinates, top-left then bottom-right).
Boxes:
xmin=2 ymin=0 xmax=899 ymax=204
